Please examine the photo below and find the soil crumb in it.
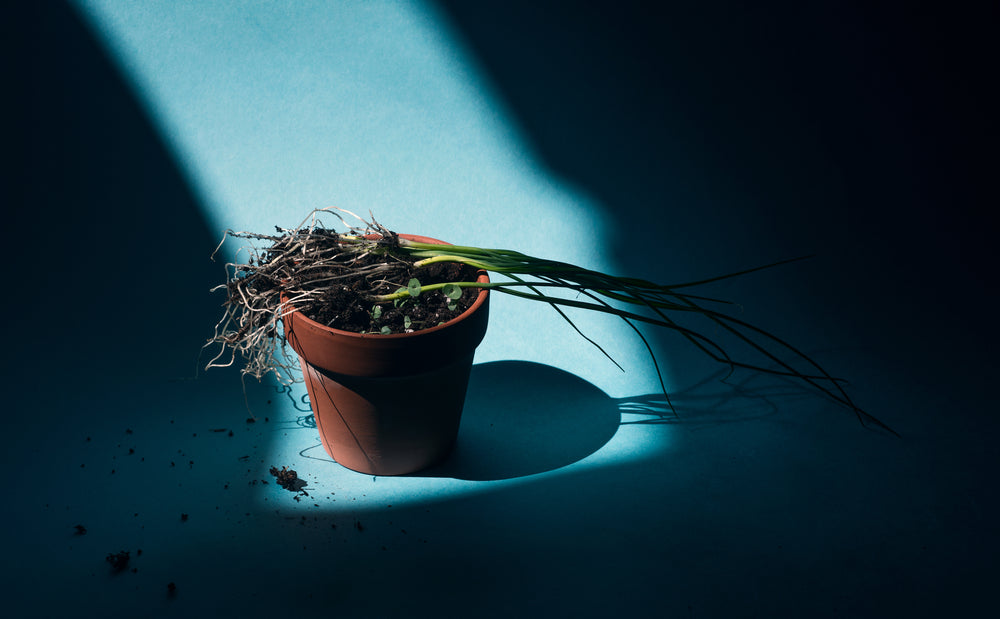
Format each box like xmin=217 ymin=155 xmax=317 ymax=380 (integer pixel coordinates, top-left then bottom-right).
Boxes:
xmin=270 ymin=465 xmax=309 ymax=494
xmin=106 ymin=550 xmax=130 ymax=572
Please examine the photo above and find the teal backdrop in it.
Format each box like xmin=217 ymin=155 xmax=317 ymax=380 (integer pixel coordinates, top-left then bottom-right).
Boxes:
xmin=4 ymin=1 xmax=996 ymax=617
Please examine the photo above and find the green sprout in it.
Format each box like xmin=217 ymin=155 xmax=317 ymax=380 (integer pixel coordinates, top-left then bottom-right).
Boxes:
xmin=407 ymin=278 xmax=422 ymax=299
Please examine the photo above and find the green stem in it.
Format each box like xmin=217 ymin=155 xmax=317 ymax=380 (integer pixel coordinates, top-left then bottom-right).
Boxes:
xmin=369 ymin=280 xmax=505 ymax=302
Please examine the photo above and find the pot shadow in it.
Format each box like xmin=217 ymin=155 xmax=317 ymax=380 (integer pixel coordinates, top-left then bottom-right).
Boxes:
xmin=419 ymin=361 xmax=840 ymax=481
xmin=415 ymin=360 xmax=620 ymax=481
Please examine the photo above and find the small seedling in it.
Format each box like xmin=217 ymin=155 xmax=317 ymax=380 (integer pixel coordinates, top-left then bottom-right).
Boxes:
xmin=407 ymin=278 xmax=422 ymax=298
xmin=444 ymin=283 xmax=462 ymax=311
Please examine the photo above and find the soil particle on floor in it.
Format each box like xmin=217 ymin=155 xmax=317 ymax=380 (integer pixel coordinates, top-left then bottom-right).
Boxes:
xmin=106 ymin=550 xmax=130 ymax=572
xmin=270 ymin=465 xmax=309 ymax=494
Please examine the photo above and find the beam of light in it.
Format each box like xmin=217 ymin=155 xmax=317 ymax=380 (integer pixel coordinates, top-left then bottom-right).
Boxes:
xmin=70 ymin=1 xmax=677 ymax=504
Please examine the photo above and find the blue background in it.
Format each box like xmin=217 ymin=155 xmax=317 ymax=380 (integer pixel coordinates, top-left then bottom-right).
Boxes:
xmin=4 ymin=1 xmax=996 ymax=616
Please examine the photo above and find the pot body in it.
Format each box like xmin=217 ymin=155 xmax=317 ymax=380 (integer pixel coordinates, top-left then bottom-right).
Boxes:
xmin=282 ymin=234 xmax=490 ymax=475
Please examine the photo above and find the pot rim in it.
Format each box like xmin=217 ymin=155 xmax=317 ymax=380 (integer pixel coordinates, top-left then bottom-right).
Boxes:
xmin=279 ymin=233 xmax=490 ymax=340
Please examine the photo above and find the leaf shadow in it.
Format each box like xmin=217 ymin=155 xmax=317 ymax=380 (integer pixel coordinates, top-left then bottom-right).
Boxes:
xmin=616 ymin=368 xmax=823 ymax=429
xmin=415 ymin=360 xmax=620 ymax=481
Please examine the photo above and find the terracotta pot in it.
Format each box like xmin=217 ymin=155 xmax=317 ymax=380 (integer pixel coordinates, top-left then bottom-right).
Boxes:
xmin=281 ymin=234 xmax=490 ymax=475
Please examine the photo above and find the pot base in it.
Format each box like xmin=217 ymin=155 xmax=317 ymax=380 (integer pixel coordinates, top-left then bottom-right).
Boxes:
xmin=301 ymin=354 xmax=474 ymax=475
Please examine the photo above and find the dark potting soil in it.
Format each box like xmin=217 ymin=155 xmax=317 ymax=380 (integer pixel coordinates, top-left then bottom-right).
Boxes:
xmin=299 ymin=256 xmax=482 ymax=334
xmin=269 ymin=465 xmax=308 ymax=494
xmin=106 ymin=550 xmax=130 ymax=572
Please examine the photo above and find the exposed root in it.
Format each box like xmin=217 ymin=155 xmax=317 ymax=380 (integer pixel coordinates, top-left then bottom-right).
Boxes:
xmin=204 ymin=208 xmax=404 ymax=384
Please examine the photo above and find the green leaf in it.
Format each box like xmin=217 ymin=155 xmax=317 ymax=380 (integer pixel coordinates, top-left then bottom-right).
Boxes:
xmin=403 ymin=315 xmax=412 ymax=330
xmin=447 ymin=301 xmax=458 ymax=312
xmin=443 ymin=283 xmax=462 ymax=300
xmin=380 ymin=326 xmax=392 ymax=335
xmin=372 ymin=305 xmax=382 ymax=320
xmin=407 ymin=278 xmax=422 ymax=298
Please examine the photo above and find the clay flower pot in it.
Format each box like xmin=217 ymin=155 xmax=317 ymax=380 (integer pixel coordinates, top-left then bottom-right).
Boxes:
xmin=281 ymin=235 xmax=490 ymax=475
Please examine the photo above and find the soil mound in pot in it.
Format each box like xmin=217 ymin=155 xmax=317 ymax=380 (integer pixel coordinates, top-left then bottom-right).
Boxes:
xmin=301 ymin=254 xmax=480 ymax=334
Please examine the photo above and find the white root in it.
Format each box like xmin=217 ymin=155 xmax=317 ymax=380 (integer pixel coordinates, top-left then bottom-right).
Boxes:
xmin=203 ymin=207 xmax=402 ymax=385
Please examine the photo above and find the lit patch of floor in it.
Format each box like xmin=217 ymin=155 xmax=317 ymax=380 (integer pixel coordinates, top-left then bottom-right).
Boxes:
xmin=255 ymin=360 xmax=679 ymax=512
